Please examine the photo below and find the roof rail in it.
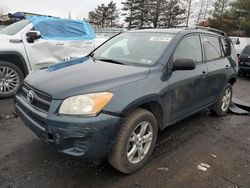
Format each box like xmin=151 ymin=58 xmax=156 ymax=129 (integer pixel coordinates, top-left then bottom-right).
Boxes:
xmin=188 ymin=26 xmax=227 ymax=36
xmin=129 ymin=26 xmax=227 ymax=36
xmin=137 ymin=26 xmax=188 ymax=29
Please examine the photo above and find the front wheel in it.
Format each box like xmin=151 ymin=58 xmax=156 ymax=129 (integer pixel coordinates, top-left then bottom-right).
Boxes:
xmin=0 ymin=61 xmax=24 ymax=98
xmin=108 ymin=108 xmax=158 ymax=174
xmin=211 ymin=83 xmax=232 ymax=117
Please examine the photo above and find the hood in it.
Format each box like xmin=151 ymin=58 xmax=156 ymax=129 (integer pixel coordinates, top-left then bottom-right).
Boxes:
xmin=0 ymin=34 xmax=11 ymax=41
xmin=25 ymin=57 xmax=149 ymax=99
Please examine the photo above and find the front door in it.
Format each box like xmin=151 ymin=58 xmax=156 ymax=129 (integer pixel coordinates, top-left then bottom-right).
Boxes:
xmin=164 ymin=34 xmax=209 ymax=123
xmin=22 ymin=19 xmax=95 ymax=71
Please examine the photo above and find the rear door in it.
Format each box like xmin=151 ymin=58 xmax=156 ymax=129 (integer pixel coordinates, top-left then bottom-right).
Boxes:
xmin=202 ymin=35 xmax=230 ymax=103
xmin=166 ymin=34 xmax=209 ymax=123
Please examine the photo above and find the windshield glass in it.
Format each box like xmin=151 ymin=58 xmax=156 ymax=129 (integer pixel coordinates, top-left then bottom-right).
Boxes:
xmin=0 ymin=20 xmax=30 ymax=35
xmin=93 ymin=32 xmax=175 ymax=66
xmin=242 ymin=45 xmax=250 ymax=54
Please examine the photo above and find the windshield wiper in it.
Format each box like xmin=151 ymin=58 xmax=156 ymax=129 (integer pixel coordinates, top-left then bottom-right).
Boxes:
xmin=97 ymin=58 xmax=125 ymax=65
xmin=88 ymin=53 xmax=97 ymax=62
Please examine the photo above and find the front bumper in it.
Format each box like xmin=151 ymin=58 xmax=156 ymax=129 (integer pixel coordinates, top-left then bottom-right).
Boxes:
xmin=239 ymin=65 xmax=250 ymax=73
xmin=15 ymin=95 xmax=121 ymax=160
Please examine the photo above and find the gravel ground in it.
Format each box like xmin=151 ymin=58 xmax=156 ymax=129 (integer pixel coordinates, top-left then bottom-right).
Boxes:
xmin=0 ymin=77 xmax=249 ymax=188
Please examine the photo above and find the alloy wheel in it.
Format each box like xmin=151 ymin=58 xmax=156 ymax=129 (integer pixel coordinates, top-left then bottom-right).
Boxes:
xmin=126 ymin=121 xmax=153 ymax=164
xmin=0 ymin=66 xmax=20 ymax=94
xmin=221 ymin=88 xmax=231 ymax=112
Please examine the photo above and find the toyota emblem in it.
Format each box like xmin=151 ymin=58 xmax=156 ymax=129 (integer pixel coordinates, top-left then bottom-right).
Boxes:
xmin=26 ymin=90 xmax=34 ymax=103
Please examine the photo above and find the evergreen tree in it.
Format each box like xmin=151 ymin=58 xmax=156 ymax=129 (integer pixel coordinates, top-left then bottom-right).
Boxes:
xmin=88 ymin=4 xmax=108 ymax=28
xmin=148 ymin=0 xmax=164 ymax=28
xmin=122 ymin=0 xmax=137 ymax=28
xmin=107 ymin=1 xmax=120 ymax=28
xmin=88 ymin=1 xmax=120 ymax=28
xmin=122 ymin=0 xmax=151 ymax=28
xmin=159 ymin=0 xmax=186 ymax=27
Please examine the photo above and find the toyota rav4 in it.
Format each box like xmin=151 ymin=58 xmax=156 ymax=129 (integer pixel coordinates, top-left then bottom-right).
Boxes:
xmin=15 ymin=28 xmax=238 ymax=174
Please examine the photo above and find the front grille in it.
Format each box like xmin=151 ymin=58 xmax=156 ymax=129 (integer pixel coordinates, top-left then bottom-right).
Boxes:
xmin=17 ymin=101 xmax=47 ymax=128
xmin=18 ymin=83 xmax=52 ymax=112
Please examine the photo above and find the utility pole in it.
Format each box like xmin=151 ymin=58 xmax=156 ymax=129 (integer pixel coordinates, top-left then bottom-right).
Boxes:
xmin=186 ymin=0 xmax=192 ymax=27
xmin=69 ymin=11 xmax=71 ymax=19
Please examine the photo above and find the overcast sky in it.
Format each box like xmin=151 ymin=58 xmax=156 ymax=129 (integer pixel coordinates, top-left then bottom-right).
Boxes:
xmin=1 ymin=0 xmax=122 ymax=19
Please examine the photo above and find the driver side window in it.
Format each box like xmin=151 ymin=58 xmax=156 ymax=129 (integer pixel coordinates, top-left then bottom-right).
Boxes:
xmin=174 ymin=35 xmax=203 ymax=63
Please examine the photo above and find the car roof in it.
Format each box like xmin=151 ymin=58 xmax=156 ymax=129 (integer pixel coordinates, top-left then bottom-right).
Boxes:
xmin=128 ymin=28 xmax=223 ymax=36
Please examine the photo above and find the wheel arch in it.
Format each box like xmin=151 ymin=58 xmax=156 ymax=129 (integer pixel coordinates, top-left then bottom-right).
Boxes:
xmin=0 ymin=52 xmax=29 ymax=76
xmin=121 ymin=96 xmax=164 ymax=129
xmin=228 ymin=77 xmax=236 ymax=86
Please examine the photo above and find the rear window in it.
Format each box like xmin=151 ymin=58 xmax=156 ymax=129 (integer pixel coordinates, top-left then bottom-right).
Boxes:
xmin=202 ymin=35 xmax=222 ymax=61
xmin=242 ymin=45 xmax=250 ymax=54
xmin=231 ymin=38 xmax=240 ymax=45
xmin=220 ymin=37 xmax=231 ymax=57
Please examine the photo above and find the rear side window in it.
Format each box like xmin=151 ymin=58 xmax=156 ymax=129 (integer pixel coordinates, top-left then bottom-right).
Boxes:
xmin=242 ymin=45 xmax=250 ymax=54
xmin=202 ymin=36 xmax=222 ymax=61
xmin=220 ymin=37 xmax=231 ymax=57
xmin=174 ymin=35 xmax=202 ymax=63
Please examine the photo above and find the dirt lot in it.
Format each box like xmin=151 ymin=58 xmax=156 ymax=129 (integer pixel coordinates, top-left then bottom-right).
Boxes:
xmin=0 ymin=77 xmax=250 ymax=188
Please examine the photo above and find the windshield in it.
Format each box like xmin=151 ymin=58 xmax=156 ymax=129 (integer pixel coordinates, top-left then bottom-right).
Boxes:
xmin=93 ymin=32 xmax=175 ymax=66
xmin=242 ymin=45 xmax=250 ymax=54
xmin=0 ymin=20 xmax=30 ymax=35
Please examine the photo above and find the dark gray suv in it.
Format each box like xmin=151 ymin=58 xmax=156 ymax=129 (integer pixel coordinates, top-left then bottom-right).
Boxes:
xmin=15 ymin=28 xmax=238 ymax=174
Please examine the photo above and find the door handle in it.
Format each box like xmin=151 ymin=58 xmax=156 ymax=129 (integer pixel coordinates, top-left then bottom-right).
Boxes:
xmin=85 ymin=41 xmax=94 ymax=44
xmin=56 ymin=42 xmax=64 ymax=46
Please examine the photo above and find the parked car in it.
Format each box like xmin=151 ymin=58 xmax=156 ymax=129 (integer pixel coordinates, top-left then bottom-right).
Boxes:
xmin=239 ymin=45 xmax=250 ymax=76
xmin=15 ymin=28 xmax=238 ymax=174
xmin=230 ymin=37 xmax=250 ymax=57
xmin=0 ymin=16 xmax=108 ymax=98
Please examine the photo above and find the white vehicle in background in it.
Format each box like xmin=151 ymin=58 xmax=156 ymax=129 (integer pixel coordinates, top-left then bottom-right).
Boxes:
xmin=230 ymin=37 xmax=250 ymax=56
xmin=0 ymin=16 xmax=109 ymax=98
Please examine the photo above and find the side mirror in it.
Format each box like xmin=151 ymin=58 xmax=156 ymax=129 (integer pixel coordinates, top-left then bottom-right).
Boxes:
xmin=240 ymin=54 xmax=248 ymax=62
xmin=26 ymin=31 xmax=41 ymax=43
xmin=172 ymin=58 xmax=196 ymax=71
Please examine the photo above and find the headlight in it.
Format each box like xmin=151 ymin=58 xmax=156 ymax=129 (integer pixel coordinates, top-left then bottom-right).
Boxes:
xmin=59 ymin=92 xmax=113 ymax=116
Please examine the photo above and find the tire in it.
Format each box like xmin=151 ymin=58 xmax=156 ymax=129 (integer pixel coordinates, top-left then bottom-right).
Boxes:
xmin=0 ymin=61 xmax=24 ymax=98
xmin=238 ymin=70 xmax=244 ymax=77
xmin=211 ymin=83 xmax=232 ymax=117
xmin=108 ymin=108 xmax=158 ymax=174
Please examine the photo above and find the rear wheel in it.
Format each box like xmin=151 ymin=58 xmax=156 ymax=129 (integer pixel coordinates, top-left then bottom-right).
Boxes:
xmin=0 ymin=61 xmax=24 ymax=98
xmin=108 ymin=108 xmax=158 ymax=174
xmin=211 ymin=83 xmax=232 ymax=116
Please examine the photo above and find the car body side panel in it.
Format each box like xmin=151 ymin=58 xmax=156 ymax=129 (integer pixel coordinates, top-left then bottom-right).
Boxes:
xmin=205 ymin=58 xmax=231 ymax=103
xmin=165 ymin=63 xmax=209 ymax=122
